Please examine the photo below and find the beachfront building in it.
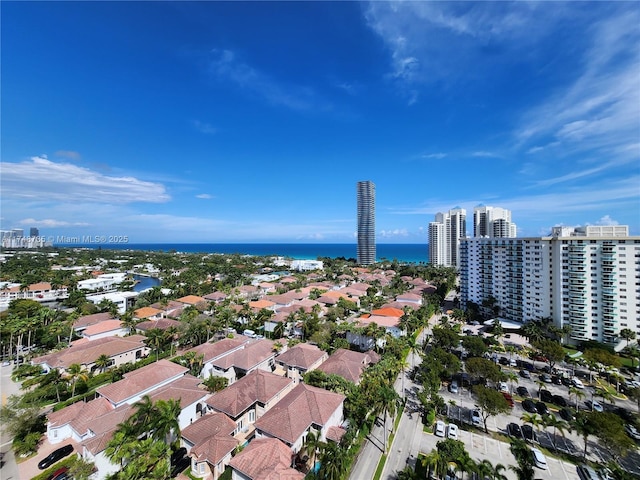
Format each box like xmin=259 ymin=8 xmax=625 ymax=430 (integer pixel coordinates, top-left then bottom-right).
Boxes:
xmin=473 ymin=205 xmax=516 ymax=238
xmin=460 ymin=225 xmax=640 ymax=347
xmin=357 ymin=180 xmax=376 ymax=265
xmin=428 ymin=207 xmax=466 ymax=268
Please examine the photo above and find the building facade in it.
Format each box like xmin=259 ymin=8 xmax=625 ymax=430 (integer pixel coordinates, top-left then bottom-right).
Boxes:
xmin=357 ymin=180 xmax=376 ymax=265
xmin=473 ymin=205 xmax=516 ymax=238
xmin=428 ymin=207 xmax=466 ymax=268
xmin=460 ymin=226 xmax=640 ymax=347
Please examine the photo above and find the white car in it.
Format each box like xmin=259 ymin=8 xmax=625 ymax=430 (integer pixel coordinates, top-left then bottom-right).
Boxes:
xmin=531 ymin=447 xmax=548 ymax=469
xmin=471 ymin=410 xmax=482 ymax=427
xmin=498 ymin=382 xmax=509 ymax=393
xmin=435 ymin=420 xmax=446 ymax=437
xmin=625 ymin=424 xmax=640 ymax=440
xmin=586 ymin=400 xmax=603 ymax=412
xmin=449 ymin=381 xmax=459 ymax=394
xmin=571 ymin=377 xmax=585 ymax=389
xmin=447 ymin=423 xmax=459 ymax=440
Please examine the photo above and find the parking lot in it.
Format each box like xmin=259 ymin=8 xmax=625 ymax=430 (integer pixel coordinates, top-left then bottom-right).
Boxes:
xmin=437 ymin=358 xmax=640 ymax=477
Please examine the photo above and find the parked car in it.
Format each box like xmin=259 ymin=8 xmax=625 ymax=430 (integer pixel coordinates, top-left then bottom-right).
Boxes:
xmin=572 ymin=377 xmax=585 ymax=389
xmin=625 ymin=424 xmax=640 ymax=440
xmin=38 ymin=444 xmax=74 ymax=470
xmin=535 ymin=401 xmax=549 ymax=415
xmin=471 ymin=409 xmax=482 ymax=427
xmin=170 ymin=447 xmax=187 ymax=466
xmin=47 ymin=467 xmax=69 ymax=480
xmin=540 ymin=389 xmax=553 ymax=403
xmin=498 ymin=381 xmax=509 ymax=393
xmin=553 ymin=395 xmax=568 ymax=407
xmin=516 ymin=386 xmax=530 ymax=397
xmin=507 ymin=422 xmax=523 ymax=439
xmin=522 ymin=399 xmax=538 ymax=413
xmin=519 ymin=369 xmax=531 ymax=379
xmin=499 ymin=357 xmax=509 ymax=366
xmin=449 ymin=381 xmax=459 ymax=394
xmin=509 ymin=358 xmax=517 ymax=367
xmin=559 ymin=407 xmax=574 ymax=422
xmin=585 ymin=400 xmax=603 ymax=412
xmin=577 ymin=464 xmax=601 ymax=480
xmin=533 ymin=355 xmax=549 ymax=363
xmin=531 ymin=447 xmax=548 ymax=469
xmin=447 ymin=423 xmax=459 ymax=440
xmin=540 ymin=373 xmax=553 ymax=383
xmin=435 ymin=420 xmax=446 ymax=437
xmin=171 ymin=456 xmax=191 ymax=478
xmin=522 ymin=424 xmax=537 ymax=443
xmin=502 ymin=392 xmax=515 ymax=407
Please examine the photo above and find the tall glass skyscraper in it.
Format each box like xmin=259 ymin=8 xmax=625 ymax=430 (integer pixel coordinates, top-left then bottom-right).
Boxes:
xmin=357 ymin=181 xmax=376 ymax=265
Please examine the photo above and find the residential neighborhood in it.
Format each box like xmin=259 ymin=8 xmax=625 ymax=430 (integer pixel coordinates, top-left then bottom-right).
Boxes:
xmin=1 ymin=246 xmax=639 ymax=480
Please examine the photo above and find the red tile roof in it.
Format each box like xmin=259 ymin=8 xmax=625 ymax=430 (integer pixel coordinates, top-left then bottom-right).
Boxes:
xmin=176 ymin=295 xmax=206 ymax=305
xmin=211 ymin=339 xmax=275 ymax=371
xmin=135 ymin=318 xmax=181 ymax=332
xmin=229 ymin=437 xmax=303 ymax=480
xmin=316 ymin=348 xmax=380 ymax=384
xmin=206 ymin=370 xmax=293 ymax=418
xmin=74 ymin=312 xmax=116 ymax=329
xmin=182 ymin=413 xmax=238 ymax=465
xmin=96 ymin=359 xmax=188 ymax=405
xmin=186 ymin=337 xmax=250 ymax=363
xmin=82 ymin=319 xmax=123 ymax=337
xmin=32 ymin=335 xmax=147 ymax=370
xmin=275 ymin=343 xmax=327 ymax=370
xmin=254 ymin=384 xmax=344 ymax=445
xmin=371 ymin=307 xmax=404 ymax=318
xmin=134 ymin=306 xmax=163 ymax=319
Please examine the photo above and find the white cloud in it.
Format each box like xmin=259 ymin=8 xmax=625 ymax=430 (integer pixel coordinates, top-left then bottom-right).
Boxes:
xmin=18 ymin=218 xmax=90 ymax=227
xmin=208 ymin=49 xmax=328 ymax=112
xmin=0 ymin=156 xmax=170 ymax=204
xmin=192 ymin=120 xmax=217 ymax=135
xmin=379 ymin=229 xmax=409 ymax=238
xmin=55 ymin=150 xmax=81 ymax=160
xmin=421 ymin=153 xmax=447 ymax=160
xmin=514 ymin=10 xmax=640 ymax=168
xmin=364 ymin=2 xmax=559 ymax=102
xmin=196 ymin=193 xmax=213 ymax=199
xmin=592 ymin=215 xmax=619 ymax=226
xmin=472 ymin=151 xmax=500 ymax=158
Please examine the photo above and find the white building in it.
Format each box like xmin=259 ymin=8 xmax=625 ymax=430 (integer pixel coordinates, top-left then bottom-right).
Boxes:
xmin=460 ymin=226 xmax=640 ymax=347
xmin=78 ymin=272 xmax=127 ymax=292
xmin=86 ymin=291 xmax=138 ymax=314
xmin=473 ymin=205 xmax=516 ymax=238
xmin=290 ymin=259 xmax=323 ymax=271
xmin=428 ymin=207 xmax=466 ymax=268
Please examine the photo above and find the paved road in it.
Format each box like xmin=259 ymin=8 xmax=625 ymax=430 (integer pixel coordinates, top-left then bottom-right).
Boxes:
xmin=1 ymin=362 xmax=21 ymax=480
xmin=349 ymin=320 xmax=432 ymax=480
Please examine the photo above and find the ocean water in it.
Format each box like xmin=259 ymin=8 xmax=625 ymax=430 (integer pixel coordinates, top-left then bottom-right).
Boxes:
xmin=57 ymin=243 xmax=430 ymax=264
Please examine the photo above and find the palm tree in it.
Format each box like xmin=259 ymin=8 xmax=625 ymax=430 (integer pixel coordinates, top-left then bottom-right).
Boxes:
xmin=67 ymin=363 xmax=88 ymax=397
xmin=94 ymin=354 xmax=111 ymax=373
xmin=130 ymin=395 xmax=157 ymax=436
xmin=509 ymin=438 xmax=535 ymax=480
xmin=534 ymin=379 xmax=545 ymax=398
xmin=379 ymin=384 xmax=401 ymax=452
xmin=145 ymin=328 xmax=168 ymax=362
xmin=317 ymin=441 xmax=347 ymax=480
xmin=542 ymin=413 xmax=570 ymax=450
xmin=505 ymin=371 xmax=518 ymax=394
xmin=620 ymin=328 xmax=636 ymax=348
xmin=573 ymin=411 xmax=596 ymax=460
xmin=569 ymin=386 xmax=586 ymax=409
xmin=595 ymin=386 xmax=616 ymax=407
xmin=153 ymin=398 xmax=181 ymax=444
xmin=105 ymin=429 xmax=135 ymax=467
xmin=490 ymin=463 xmax=508 ymax=480
xmin=302 ymin=429 xmax=321 ymax=473
xmin=520 ymin=412 xmax=543 ymax=434
xmin=421 ymin=449 xmax=446 ymax=480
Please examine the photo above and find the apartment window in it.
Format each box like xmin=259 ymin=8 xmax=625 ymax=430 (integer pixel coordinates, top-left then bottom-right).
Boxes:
xmin=249 ymin=410 xmax=256 ymax=423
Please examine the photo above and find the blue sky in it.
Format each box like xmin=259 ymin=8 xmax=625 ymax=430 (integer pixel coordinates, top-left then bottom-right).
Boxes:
xmin=1 ymin=1 xmax=639 ymax=243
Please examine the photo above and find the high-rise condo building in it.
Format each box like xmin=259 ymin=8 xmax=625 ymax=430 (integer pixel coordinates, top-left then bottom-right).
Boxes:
xmin=460 ymin=225 xmax=640 ymax=346
xmin=428 ymin=207 xmax=466 ymax=268
xmin=30 ymin=227 xmax=39 ymax=237
xmin=473 ymin=205 xmax=516 ymax=238
xmin=357 ymin=181 xmax=376 ymax=265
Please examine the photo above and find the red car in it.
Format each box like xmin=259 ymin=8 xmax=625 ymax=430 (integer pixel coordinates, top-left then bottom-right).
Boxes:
xmin=502 ymin=392 xmax=515 ymax=407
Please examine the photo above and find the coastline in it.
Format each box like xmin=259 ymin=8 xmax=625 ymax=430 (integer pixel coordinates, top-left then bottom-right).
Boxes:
xmin=54 ymin=243 xmax=431 ymax=264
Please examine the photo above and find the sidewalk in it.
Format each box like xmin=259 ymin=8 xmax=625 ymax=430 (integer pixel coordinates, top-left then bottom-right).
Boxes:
xmin=350 ymin=319 xmax=435 ymax=480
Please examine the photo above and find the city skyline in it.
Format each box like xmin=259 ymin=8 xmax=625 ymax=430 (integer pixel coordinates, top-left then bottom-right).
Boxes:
xmin=1 ymin=2 xmax=639 ymax=243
